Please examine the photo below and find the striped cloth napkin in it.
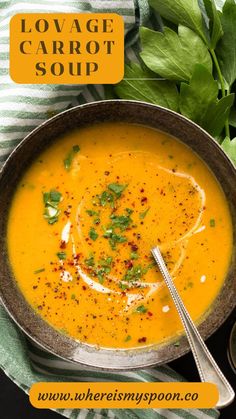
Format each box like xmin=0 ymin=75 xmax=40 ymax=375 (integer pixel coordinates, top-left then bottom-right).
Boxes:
xmin=0 ymin=1 xmax=219 ymax=418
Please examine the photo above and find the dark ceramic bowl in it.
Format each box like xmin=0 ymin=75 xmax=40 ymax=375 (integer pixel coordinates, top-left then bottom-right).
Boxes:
xmin=0 ymin=100 xmax=235 ymax=369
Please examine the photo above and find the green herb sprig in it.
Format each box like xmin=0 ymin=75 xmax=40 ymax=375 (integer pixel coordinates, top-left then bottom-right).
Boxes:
xmin=115 ymin=0 xmax=236 ymax=165
xmin=64 ymin=145 xmax=80 ymax=170
xmin=43 ymin=190 xmax=62 ymax=224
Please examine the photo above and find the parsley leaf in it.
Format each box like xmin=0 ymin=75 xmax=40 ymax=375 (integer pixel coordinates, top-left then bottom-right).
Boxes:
xmin=89 ymin=227 xmax=98 ymax=241
xmin=43 ymin=190 xmax=62 ymax=224
xmin=139 ymin=207 xmax=150 ymax=219
xmin=64 ymin=144 xmax=80 ymax=170
xmin=216 ymin=0 xmax=236 ymax=87
xmin=56 ymin=252 xmax=66 ymax=260
xmin=85 ymin=254 xmax=95 ymax=267
xmin=136 ymin=305 xmax=148 ymax=314
xmin=210 ymin=218 xmax=216 ymax=227
xmin=149 ymin=0 xmax=207 ymax=43
xmin=115 ymin=63 xmax=179 ymax=111
xmin=221 ymin=136 xmax=236 ymax=165
xmin=86 ymin=209 xmax=99 ymax=216
xmin=140 ymin=25 xmax=212 ymax=82
xmin=179 ymin=64 xmax=218 ymax=126
xmin=203 ymin=0 xmax=223 ymax=49
xmin=34 ymin=268 xmax=45 ymax=274
xmin=110 ymin=213 xmax=132 ymax=231
xmin=108 ymin=183 xmax=127 ymax=197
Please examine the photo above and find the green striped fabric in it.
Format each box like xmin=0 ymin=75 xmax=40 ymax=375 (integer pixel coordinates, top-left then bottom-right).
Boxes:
xmin=0 ymin=1 xmax=219 ymax=418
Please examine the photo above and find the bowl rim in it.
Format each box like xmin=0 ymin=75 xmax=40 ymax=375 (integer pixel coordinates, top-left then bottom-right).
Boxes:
xmin=0 ymin=99 xmax=235 ymax=370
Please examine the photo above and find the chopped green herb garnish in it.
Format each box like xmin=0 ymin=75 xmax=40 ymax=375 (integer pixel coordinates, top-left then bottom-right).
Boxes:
xmin=109 ymin=233 xmax=127 ymax=250
xmin=139 ymin=207 xmax=150 ymax=219
xmin=85 ymin=254 xmax=95 ymax=267
xmin=86 ymin=209 xmax=99 ymax=216
xmin=99 ymin=190 xmax=115 ymax=207
xmin=56 ymin=252 xmax=66 ymax=260
xmin=43 ymin=190 xmax=62 ymax=224
xmin=97 ymin=272 xmax=104 ymax=284
xmin=130 ymin=251 xmax=139 ymax=260
xmin=119 ymin=282 xmax=129 ymax=290
xmin=123 ymin=264 xmax=144 ymax=282
xmin=173 ymin=341 xmax=180 ymax=347
xmin=89 ymin=227 xmax=98 ymax=241
xmin=34 ymin=268 xmax=45 ymax=274
xmin=93 ymin=217 xmax=100 ymax=225
xmin=136 ymin=305 xmax=148 ymax=314
xmin=125 ymin=335 xmax=132 ymax=342
xmin=126 ymin=208 xmax=133 ymax=215
xmin=108 ymin=183 xmax=127 ymax=197
xmin=64 ymin=144 xmax=80 ymax=170
xmin=110 ymin=213 xmax=132 ymax=231
xmin=71 ymin=294 xmax=76 ymax=300
xmin=210 ymin=218 xmax=216 ymax=227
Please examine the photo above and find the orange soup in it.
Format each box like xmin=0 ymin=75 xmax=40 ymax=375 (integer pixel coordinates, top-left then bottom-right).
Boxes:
xmin=7 ymin=123 xmax=233 ymax=348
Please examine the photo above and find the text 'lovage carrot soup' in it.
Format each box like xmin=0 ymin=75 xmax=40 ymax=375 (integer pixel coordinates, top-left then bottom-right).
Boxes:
xmin=7 ymin=123 xmax=233 ymax=349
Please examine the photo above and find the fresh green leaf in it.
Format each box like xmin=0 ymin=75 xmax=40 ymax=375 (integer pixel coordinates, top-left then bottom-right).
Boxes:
xmin=126 ymin=208 xmax=134 ymax=215
xmin=216 ymin=0 xmax=236 ymax=87
xmin=229 ymin=106 xmax=236 ymax=127
xmin=85 ymin=254 xmax=95 ymax=267
xmin=203 ymin=0 xmax=223 ymax=48
xmin=202 ymin=93 xmax=234 ymax=136
xmin=110 ymin=213 xmax=132 ymax=231
xmin=210 ymin=218 xmax=216 ymax=227
xmin=149 ymin=0 xmax=207 ymax=43
xmin=86 ymin=209 xmax=99 ymax=216
xmin=108 ymin=183 xmax=127 ymax=197
xmin=221 ymin=136 xmax=236 ymax=165
xmin=43 ymin=190 xmax=62 ymax=224
xmin=34 ymin=268 xmax=45 ymax=274
xmin=139 ymin=207 xmax=150 ymax=219
xmin=64 ymin=144 xmax=80 ymax=170
xmin=179 ymin=64 xmax=218 ymax=125
xmin=123 ymin=265 xmax=145 ymax=282
xmin=136 ymin=305 xmax=148 ymax=313
xmin=56 ymin=252 xmax=66 ymax=260
xmin=98 ymin=190 xmax=115 ymax=207
xmin=115 ymin=63 xmax=179 ymax=111
xmin=109 ymin=234 xmax=127 ymax=250
xmin=131 ymin=252 xmax=139 ymax=260
xmin=119 ymin=282 xmax=129 ymax=290
xmin=89 ymin=227 xmax=98 ymax=241
xmin=140 ymin=25 xmax=212 ymax=82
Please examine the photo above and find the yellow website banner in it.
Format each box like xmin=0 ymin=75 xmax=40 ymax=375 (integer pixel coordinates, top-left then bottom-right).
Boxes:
xmin=10 ymin=13 xmax=124 ymax=84
xmin=29 ymin=382 xmax=218 ymax=409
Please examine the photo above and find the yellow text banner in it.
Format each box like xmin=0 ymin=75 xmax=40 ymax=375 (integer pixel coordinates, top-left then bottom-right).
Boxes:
xmin=29 ymin=382 xmax=219 ymax=409
xmin=10 ymin=13 xmax=124 ymax=84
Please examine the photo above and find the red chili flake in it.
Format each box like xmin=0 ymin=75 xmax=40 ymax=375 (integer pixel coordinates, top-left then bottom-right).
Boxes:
xmin=32 ymin=285 xmax=38 ymax=289
xmin=148 ymin=311 xmax=153 ymax=317
xmin=82 ymin=285 xmax=87 ymax=290
xmin=74 ymin=253 xmax=81 ymax=261
xmin=141 ymin=197 xmax=147 ymax=203
xmin=60 ymin=240 xmax=66 ymax=249
xmin=64 ymin=210 xmax=71 ymax=217
xmin=128 ymin=242 xmax=138 ymax=251
xmin=140 ymin=188 xmax=144 ymax=193
xmin=125 ymin=260 xmax=133 ymax=269
xmin=104 ymin=171 xmax=110 ymax=176
xmin=38 ymin=305 xmax=43 ymax=310
xmin=138 ymin=337 xmax=147 ymax=343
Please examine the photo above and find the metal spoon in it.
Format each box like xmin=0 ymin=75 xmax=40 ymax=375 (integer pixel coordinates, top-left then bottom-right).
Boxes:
xmin=151 ymin=246 xmax=235 ymax=409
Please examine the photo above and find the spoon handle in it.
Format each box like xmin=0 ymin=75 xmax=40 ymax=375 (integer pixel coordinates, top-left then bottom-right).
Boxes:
xmin=151 ymin=246 xmax=235 ymax=409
